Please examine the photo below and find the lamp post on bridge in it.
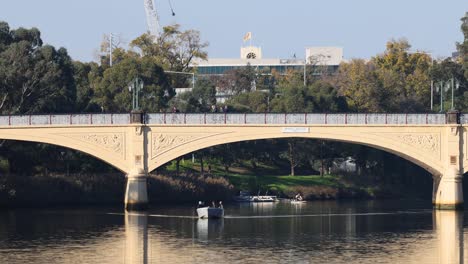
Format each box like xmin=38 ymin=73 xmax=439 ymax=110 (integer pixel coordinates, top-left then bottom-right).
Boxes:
xmin=436 ymin=77 xmax=460 ymax=112
xmin=128 ymin=77 xmax=144 ymax=111
xmin=128 ymin=77 xmax=144 ymax=124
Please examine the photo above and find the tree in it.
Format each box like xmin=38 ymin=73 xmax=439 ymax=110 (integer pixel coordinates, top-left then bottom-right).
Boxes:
xmin=305 ymin=81 xmax=347 ymax=112
xmin=131 ymin=24 xmax=207 ymax=72
xmin=192 ymin=78 xmax=217 ymax=107
xmin=372 ymin=39 xmax=432 ymax=112
xmin=270 ymin=86 xmax=307 ymax=112
xmin=227 ymin=91 xmax=269 ymax=112
xmin=131 ymin=24 xmax=208 ymax=92
xmin=0 ymin=21 xmax=76 ymax=114
xmin=72 ymin=61 xmax=101 ymax=112
xmin=217 ymin=64 xmax=256 ymax=96
xmin=91 ymin=52 xmax=174 ymax=112
xmin=457 ymin=12 xmax=468 ymax=80
xmin=332 ymin=59 xmax=377 ymax=111
xmin=171 ymin=78 xmax=217 ymax=112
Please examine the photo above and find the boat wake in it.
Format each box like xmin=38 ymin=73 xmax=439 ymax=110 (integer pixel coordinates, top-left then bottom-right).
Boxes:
xmin=108 ymin=210 xmax=431 ymax=219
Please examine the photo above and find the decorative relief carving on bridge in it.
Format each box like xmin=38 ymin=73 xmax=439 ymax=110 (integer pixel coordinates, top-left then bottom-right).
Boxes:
xmin=371 ymin=132 xmax=441 ymax=160
xmin=396 ymin=134 xmax=440 ymax=153
xmin=61 ymin=133 xmax=125 ymax=157
xmin=151 ymin=132 xmax=230 ymax=159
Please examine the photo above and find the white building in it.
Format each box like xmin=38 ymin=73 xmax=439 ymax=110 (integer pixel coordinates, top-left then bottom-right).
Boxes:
xmin=192 ymin=46 xmax=343 ymax=76
xmin=185 ymin=46 xmax=344 ymax=101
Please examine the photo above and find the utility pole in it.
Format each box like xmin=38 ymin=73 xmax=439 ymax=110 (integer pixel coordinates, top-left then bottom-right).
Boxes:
xmin=109 ymin=33 xmax=113 ymax=66
xmin=108 ymin=33 xmax=120 ymax=67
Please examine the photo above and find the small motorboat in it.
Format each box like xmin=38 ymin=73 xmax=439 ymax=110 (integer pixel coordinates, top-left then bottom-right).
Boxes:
xmin=196 ymin=207 xmax=224 ymax=219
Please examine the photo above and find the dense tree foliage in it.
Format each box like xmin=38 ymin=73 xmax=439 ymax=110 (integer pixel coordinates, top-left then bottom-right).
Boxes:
xmin=0 ymin=22 xmax=76 ymax=114
xmin=458 ymin=12 xmax=468 ymax=81
xmin=91 ymin=52 xmax=173 ymax=112
xmin=131 ymin=24 xmax=208 ymax=72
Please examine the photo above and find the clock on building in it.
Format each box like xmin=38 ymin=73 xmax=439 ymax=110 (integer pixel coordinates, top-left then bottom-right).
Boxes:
xmin=246 ymin=52 xmax=257 ymax=59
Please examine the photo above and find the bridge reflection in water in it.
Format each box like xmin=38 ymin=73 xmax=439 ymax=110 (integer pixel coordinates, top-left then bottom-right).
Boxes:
xmin=125 ymin=213 xmax=148 ymax=264
xmin=123 ymin=209 xmax=465 ymax=264
xmin=435 ymin=210 xmax=464 ymax=264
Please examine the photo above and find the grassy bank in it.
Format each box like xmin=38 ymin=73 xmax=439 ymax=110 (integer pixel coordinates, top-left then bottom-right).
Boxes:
xmin=164 ymin=161 xmax=379 ymax=200
xmin=219 ymin=172 xmax=375 ymax=200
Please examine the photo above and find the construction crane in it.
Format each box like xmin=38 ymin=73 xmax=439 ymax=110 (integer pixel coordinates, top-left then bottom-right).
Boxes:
xmin=143 ymin=0 xmax=160 ymax=39
xmin=144 ymin=0 xmax=175 ymax=40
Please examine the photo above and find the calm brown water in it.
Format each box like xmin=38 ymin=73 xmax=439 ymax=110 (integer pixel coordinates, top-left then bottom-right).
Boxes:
xmin=0 ymin=200 xmax=466 ymax=264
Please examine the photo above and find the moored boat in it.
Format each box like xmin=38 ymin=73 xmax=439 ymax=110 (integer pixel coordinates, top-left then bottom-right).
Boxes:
xmin=233 ymin=191 xmax=279 ymax=203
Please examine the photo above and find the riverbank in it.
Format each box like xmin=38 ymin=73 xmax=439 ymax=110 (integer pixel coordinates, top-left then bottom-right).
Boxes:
xmin=166 ymin=161 xmax=431 ymax=200
xmin=0 ymin=166 xmax=432 ymax=207
xmin=0 ymin=172 xmax=234 ymax=208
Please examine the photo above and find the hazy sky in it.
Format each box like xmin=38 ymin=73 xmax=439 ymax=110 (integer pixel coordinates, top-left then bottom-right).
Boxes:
xmin=1 ymin=0 xmax=467 ymax=62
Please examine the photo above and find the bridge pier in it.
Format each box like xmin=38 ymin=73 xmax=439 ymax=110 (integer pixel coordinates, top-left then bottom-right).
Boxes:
xmin=433 ymin=169 xmax=464 ymax=210
xmin=125 ymin=168 xmax=149 ymax=211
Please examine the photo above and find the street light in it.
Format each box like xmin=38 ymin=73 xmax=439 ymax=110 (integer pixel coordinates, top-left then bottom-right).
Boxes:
xmin=436 ymin=77 xmax=460 ymax=112
xmin=128 ymin=77 xmax=144 ymax=111
xmin=451 ymin=78 xmax=460 ymax=110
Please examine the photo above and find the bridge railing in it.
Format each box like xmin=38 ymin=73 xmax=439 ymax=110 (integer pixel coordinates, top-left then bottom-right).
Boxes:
xmin=0 ymin=113 xmax=459 ymax=126
xmin=145 ymin=113 xmax=448 ymax=125
xmin=0 ymin=114 xmax=130 ymax=126
xmin=461 ymin=114 xmax=468 ymax=124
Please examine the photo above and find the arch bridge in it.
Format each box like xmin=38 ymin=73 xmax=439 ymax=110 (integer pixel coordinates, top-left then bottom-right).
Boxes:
xmin=0 ymin=112 xmax=466 ymax=210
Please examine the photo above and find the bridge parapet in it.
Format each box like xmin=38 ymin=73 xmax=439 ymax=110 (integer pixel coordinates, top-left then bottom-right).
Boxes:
xmin=0 ymin=113 xmax=465 ymax=129
xmin=145 ymin=113 xmax=449 ymax=125
xmin=0 ymin=113 xmax=456 ymax=126
xmin=461 ymin=114 xmax=468 ymax=124
xmin=0 ymin=114 xmax=131 ymax=126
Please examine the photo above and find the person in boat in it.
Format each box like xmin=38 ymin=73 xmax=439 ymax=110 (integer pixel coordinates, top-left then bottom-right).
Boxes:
xmin=295 ymin=193 xmax=303 ymax=201
xmin=212 ymin=201 xmax=216 ymax=207
xmin=219 ymin=201 xmax=223 ymax=209
xmin=198 ymin=201 xmax=204 ymax=208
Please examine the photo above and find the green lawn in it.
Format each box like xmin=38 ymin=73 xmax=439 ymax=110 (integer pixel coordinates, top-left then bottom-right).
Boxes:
xmin=223 ymin=173 xmax=344 ymax=194
xmin=164 ymin=159 xmax=345 ymax=194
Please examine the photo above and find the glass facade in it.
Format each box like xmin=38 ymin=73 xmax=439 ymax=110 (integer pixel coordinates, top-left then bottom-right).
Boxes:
xmin=195 ymin=64 xmax=339 ymax=75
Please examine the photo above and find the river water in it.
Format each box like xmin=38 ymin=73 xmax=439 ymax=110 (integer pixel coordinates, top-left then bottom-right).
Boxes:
xmin=0 ymin=200 xmax=466 ymax=264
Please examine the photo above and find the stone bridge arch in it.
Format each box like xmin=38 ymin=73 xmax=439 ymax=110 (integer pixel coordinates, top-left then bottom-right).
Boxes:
xmin=148 ymin=125 xmax=446 ymax=176
xmin=0 ymin=125 xmax=134 ymax=173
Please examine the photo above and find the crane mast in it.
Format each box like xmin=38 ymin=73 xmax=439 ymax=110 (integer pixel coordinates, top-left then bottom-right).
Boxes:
xmin=143 ymin=0 xmax=160 ymax=39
